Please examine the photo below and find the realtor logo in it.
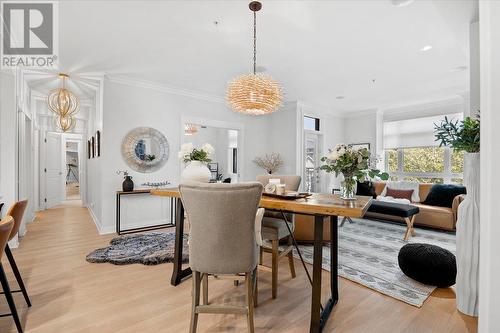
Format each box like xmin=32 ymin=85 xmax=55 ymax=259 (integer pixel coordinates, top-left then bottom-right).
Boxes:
xmin=1 ymin=1 xmax=58 ymax=68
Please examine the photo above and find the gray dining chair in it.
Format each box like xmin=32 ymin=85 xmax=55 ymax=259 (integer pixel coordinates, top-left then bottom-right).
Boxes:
xmin=256 ymin=175 xmax=301 ymax=299
xmin=179 ymin=182 xmax=263 ymax=333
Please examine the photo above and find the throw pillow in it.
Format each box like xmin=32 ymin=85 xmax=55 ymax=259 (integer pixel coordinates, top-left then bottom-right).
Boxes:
xmin=356 ymin=181 xmax=376 ymax=198
xmin=380 ymin=181 xmax=420 ymax=202
xmin=385 ymin=188 xmax=414 ymax=201
xmin=423 ymin=184 xmax=467 ymax=208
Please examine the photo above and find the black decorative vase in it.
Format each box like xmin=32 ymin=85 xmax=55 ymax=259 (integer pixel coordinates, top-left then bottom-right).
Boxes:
xmin=122 ymin=176 xmax=134 ymax=192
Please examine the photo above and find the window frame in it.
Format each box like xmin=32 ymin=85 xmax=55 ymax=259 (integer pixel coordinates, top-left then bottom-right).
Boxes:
xmin=303 ymin=115 xmax=320 ymax=131
xmin=384 ymin=146 xmax=463 ymax=184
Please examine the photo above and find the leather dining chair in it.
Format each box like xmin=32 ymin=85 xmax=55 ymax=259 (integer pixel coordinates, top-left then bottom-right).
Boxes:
xmin=256 ymin=175 xmax=301 ymax=299
xmin=4 ymin=200 xmax=31 ymax=308
xmin=0 ymin=216 xmax=24 ymax=332
xmin=180 ymin=182 xmax=263 ymax=333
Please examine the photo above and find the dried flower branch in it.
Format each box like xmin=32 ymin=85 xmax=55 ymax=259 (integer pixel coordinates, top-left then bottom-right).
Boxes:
xmin=253 ymin=153 xmax=283 ymax=174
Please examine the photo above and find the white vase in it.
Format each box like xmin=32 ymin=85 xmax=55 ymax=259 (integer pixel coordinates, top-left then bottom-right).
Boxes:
xmin=456 ymin=152 xmax=480 ymax=317
xmin=181 ymin=160 xmax=211 ymax=184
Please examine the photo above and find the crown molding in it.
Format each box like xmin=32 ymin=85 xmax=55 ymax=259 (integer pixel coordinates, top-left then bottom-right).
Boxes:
xmin=106 ymin=75 xmax=226 ymax=104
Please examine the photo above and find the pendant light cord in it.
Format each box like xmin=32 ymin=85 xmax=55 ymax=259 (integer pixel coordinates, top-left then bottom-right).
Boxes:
xmin=253 ymin=10 xmax=257 ymax=75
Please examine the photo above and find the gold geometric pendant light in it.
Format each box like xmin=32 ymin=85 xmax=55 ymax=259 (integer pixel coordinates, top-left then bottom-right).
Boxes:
xmin=226 ymin=1 xmax=283 ymax=115
xmin=47 ymin=73 xmax=79 ymax=117
xmin=47 ymin=73 xmax=79 ymax=132
xmin=54 ymin=114 xmax=76 ymax=132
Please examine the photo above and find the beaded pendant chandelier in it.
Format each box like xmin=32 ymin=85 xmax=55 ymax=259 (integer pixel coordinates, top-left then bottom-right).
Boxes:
xmin=226 ymin=1 xmax=283 ymax=115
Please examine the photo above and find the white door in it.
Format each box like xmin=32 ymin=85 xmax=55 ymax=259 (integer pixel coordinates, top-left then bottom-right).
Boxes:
xmin=304 ymin=132 xmax=322 ymax=193
xmin=45 ymin=132 xmax=63 ymax=208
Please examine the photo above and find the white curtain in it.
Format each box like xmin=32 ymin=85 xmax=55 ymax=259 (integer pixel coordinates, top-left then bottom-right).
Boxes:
xmin=383 ymin=113 xmax=463 ymax=149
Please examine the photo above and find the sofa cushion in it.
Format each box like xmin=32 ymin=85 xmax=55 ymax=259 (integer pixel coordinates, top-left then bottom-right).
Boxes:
xmin=380 ymin=181 xmax=420 ymax=202
xmin=385 ymin=188 xmax=414 ymax=201
xmin=368 ymin=201 xmax=419 ymax=218
xmin=423 ymin=184 xmax=467 ymax=208
xmin=356 ymin=181 xmax=376 ymax=198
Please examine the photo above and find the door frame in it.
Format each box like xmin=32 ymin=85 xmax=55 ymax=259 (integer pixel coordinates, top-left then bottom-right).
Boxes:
xmin=40 ymin=131 xmax=87 ymax=209
xmin=63 ymin=136 xmax=84 ymax=201
xmin=295 ymin=105 xmax=326 ymax=192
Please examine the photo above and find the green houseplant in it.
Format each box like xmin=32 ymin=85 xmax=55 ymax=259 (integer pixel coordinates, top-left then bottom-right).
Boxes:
xmin=320 ymin=144 xmax=389 ymax=200
xmin=434 ymin=115 xmax=480 ymax=153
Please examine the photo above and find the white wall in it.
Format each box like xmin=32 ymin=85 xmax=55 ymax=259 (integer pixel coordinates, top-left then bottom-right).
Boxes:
xmin=0 ymin=73 xmax=17 ymax=219
xmin=479 ymin=1 xmax=500 ymax=331
xmin=469 ymin=21 xmax=480 ymax=117
xmin=344 ymin=111 xmax=377 ymax=153
xmin=98 ymin=79 xmax=271 ymax=233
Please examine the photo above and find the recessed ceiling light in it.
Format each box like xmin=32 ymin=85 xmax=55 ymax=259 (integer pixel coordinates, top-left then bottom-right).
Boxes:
xmin=391 ymin=0 xmax=414 ymax=7
xmin=450 ymin=66 xmax=468 ymax=72
xmin=420 ymin=45 xmax=433 ymax=52
xmin=336 ymin=96 xmax=345 ymax=100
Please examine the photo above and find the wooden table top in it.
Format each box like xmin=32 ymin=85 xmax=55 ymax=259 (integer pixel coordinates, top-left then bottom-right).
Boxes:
xmin=151 ymin=188 xmax=372 ymax=218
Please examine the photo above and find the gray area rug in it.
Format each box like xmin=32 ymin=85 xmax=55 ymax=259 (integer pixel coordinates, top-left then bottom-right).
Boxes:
xmin=86 ymin=232 xmax=189 ymax=265
xmin=87 ymin=220 xmax=455 ymax=307
xmin=292 ymin=218 xmax=456 ymax=307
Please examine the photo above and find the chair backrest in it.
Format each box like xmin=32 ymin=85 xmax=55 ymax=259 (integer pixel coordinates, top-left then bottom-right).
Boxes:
xmin=6 ymin=200 xmax=28 ymax=241
xmin=256 ymin=175 xmax=301 ymax=191
xmin=0 ymin=216 xmax=14 ymax=261
xmin=179 ymin=182 xmax=263 ymax=275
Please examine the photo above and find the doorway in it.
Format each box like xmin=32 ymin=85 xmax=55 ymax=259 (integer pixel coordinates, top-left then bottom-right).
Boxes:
xmin=65 ymin=141 xmax=80 ymax=200
xmin=41 ymin=132 xmax=85 ymax=209
xmin=304 ymin=132 xmax=322 ymax=193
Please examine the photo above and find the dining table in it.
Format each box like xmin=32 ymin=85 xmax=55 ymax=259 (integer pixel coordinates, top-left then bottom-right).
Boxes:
xmin=151 ymin=187 xmax=373 ymax=333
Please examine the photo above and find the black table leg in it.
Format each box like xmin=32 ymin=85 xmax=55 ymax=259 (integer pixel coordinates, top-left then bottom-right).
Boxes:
xmin=310 ymin=215 xmax=324 ymax=332
xmin=310 ymin=215 xmax=338 ymax=333
xmin=116 ymin=193 xmax=121 ymax=235
xmin=330 ymin=215 xmax=339 ymax=302
xmin=171 ymin=198 xmax=192 ymax=286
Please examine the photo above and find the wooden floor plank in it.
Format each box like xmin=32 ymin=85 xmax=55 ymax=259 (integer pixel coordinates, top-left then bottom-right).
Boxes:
xmin=0 ymin=201 xmax=477 ymax=332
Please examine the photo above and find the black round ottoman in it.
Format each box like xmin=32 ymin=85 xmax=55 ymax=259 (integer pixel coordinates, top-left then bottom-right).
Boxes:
xmin=398 ymin=243 xmax=456 ymax=288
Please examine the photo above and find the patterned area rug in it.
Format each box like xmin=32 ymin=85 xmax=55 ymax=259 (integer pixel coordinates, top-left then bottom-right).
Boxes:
xmin=86 ymin=232 xmax=189 ymax=265
xmin=294 ymin=218 xmax=456 ymax=307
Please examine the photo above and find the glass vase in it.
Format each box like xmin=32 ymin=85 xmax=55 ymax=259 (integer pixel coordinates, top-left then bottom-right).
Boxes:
xmin=340 ymin=175 xmax=357 ymax=200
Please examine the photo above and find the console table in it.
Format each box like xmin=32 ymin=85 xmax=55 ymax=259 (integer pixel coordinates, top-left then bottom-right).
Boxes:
xmin=151 ymin=187 xmax=372 ymax=333
xmin=115 ymin=189 xmax=176 ymax=235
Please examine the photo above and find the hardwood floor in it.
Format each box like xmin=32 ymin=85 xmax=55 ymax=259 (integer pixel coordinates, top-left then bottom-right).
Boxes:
xmin=0 ymin=201 xmax=477 ymax=332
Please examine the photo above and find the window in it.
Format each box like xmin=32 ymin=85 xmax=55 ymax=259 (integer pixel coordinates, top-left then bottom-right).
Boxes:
xmin=304 ymin=116 xmax=320 ymax=131
xmin=383 ymin=112 xmax=464 ymax=184
xmin=384 ymin=146 xmax=463 ymax=184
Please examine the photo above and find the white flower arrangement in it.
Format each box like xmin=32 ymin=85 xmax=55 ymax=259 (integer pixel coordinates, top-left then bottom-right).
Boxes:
xmin=178 ymin=143 xmax=214 ymax=163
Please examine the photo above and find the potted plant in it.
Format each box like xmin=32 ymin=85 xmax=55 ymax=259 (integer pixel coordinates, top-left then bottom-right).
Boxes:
xmin=320 ymin=144 xmax=388 ymax=200
xmin=178 ymin=143 xmax=214 ymax=183
xmin=434 ymin=114 xmax=480 ymax=316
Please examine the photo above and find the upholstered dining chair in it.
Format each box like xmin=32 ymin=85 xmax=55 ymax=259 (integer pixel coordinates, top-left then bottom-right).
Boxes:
xmin=180 ymin=182 xmax=263 ymax=333
xmin=0 ymin=216 xmax=24 ymax=333
xmin=256 ymin=175 xmax=301 ymax=299
xmin=4 ymin=200 xmax=31 ymax=308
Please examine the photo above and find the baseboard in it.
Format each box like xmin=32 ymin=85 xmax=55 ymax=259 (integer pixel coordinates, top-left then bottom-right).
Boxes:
xmin=87 ymin=206 xmax=105 ymax=235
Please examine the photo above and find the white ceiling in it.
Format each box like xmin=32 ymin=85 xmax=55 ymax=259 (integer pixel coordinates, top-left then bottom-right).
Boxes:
xmin=48 ymin=0 xmax=477 ymax=112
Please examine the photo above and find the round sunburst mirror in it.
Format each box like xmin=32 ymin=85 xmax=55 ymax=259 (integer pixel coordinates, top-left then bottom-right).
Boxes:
xmin=121 ymin=127 xmax=169 ymax=173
